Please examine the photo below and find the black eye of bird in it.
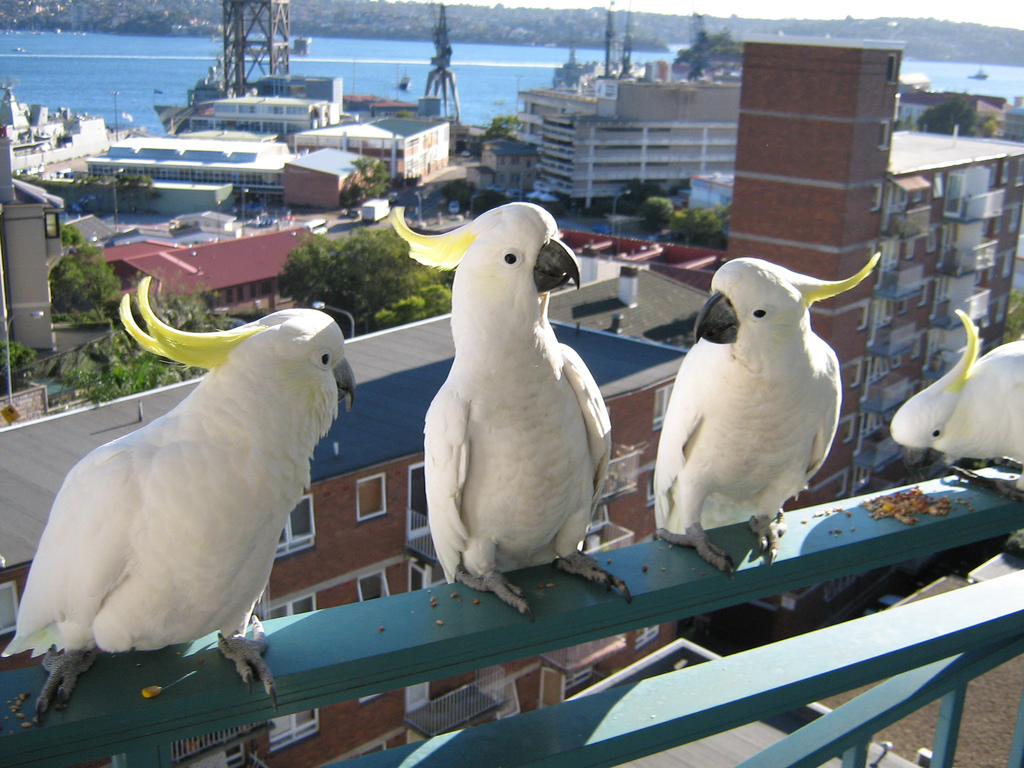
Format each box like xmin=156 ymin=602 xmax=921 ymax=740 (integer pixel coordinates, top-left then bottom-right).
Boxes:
xmin=753 ymin=309 xmax=767 ymax=318
xmin=932 ymin=429 xmax=941 ymax=438
xmin=504 ymin=253 xmax=518 ymax=265
xmin=321 ymin=353 xmax=331 ymax=366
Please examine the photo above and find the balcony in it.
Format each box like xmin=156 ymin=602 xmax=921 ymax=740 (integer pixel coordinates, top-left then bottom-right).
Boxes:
xmin=583 ymin=522 xmax=634 ymax=555
xmin=405 ymin=668 xmax=508 ymax=738
xmin=853 ymin=435 xmax=902 ymax=471
xmin=406 ymin=509 xmax=437 ymax=564
xmin=866 ymin=322 xmax=917 ymax=359
xmin=945 ymin=188 xmax=1005 ymax=221
xmin=6 ymin=472 xmax=1024 ymax=768
xmin=937 ymin=240 xmax=998 ymax=277
xmin=860 ymin=377 xmax=911 ymax=417
xmin=601 ymin=446 xmax=643 ymax=500
xmin=883 ymin=205 xmax=931 ymax=239
xmin=541 ymin=634 xmax=628 ymax=675
xmin=873 ymin=264 xmax=925 ymax=301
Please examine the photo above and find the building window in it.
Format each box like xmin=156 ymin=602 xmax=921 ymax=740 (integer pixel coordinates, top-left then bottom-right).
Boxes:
xmin=409 ymin=560 xmax=446 ymax=592
xmin=1009 ymin=203 xmax=1021 ymax=234
xmin=1001 ymin=160 xmax=1010 ymax=185
xmin=926 ymin=226 xmax=938 ymax=253
xmin=932 ymin=173 xmax=944 ymax=198
xmin=269 ymin=591 xmax=316 ymax=619
xmin=886 ymin=54 xmax=899 ymax=83
xmin=635 ymin=625 xmax=659 ymax=650
xmin=847 ymin=359 xmax=863 ymax=389
xmin=269 ymin=709 xmax=319 ymax=751
xmin=276 ymin=495 xmax=315 ymax=556
xmin=1016 ymin=158 xmax=1024 ymax=186
xmin=44 ymin=211 xmax=60 ymax=239
xmin=357 ymin=473 xmax=387 ymax=521
xmin=0 ymin=582 xmax=18 ymax=634
xmin=653 ymin=384 xmax=672 ymax=429
xmin=358 ymin=570 xmax=390 ymax=601
xmin=871 ymin=183 xmax=883 ymax=211
xmin=878 ymin=121 xmax=891 ymax=150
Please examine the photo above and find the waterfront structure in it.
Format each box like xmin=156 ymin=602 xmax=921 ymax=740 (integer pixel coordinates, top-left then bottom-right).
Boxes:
xmin=518 ymin=79 xmax=739 ymax=206
xmin=0 ymin=86 xmax=109 ymax=173
xmin=293 ymin=118 xmax=449 ymax=181
xmin=175 ymin=96 xmax=343 ymax=142
xmin=223 ymin=0 xmax=290 ymax=97
xmin=86 ymin=136 xmax=295 ymax=206
xmin=0 ymin=315 xmax=683 ymax=766
xmin=728 ymin=35 xmax=1024 ymax=501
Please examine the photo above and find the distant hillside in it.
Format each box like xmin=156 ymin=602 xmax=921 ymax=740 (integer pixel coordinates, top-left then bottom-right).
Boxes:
xmin=5 ymin=0 xmax=1024 ymax=66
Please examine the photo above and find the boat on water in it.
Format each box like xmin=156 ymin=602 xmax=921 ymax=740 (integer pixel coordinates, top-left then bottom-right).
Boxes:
xmin=969 ymin=67 xmax=989 ymax=80
xmin=292 ymin=36 xmax=310 ymax=55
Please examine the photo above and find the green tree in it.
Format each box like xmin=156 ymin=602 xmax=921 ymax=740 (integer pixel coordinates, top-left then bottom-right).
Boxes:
xmin=375 ymin=284 xmax=452 ymax=329
xmin=670 ymin=206 xmax=729 ymax=248
xmin=471 ymin=188 xmax=511 ymax=216
xmin=919 ymin=94 xmax=979 ymax=136
xmin=0 ymin=340 xmax=37 ymax=396
xmin=1005 ymin=289 xmax=1024 ymax=342
xmin=636 ymin=196 xmax=675 ymax=233
xmin=279 ymin=228 xmax=450 ymax=331
xmin=344 ymin=157 xmax=391 ymax=204
xmin=440 ymin=179 xmax=476 ymax=210
xmin=50 ymin=224 xmax=122 ymax=321
xmin=483 ymin=115 xmax=522 ymax=140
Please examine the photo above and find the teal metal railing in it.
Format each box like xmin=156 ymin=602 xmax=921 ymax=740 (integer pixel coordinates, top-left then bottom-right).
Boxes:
xmin=2 ymin=470 xmax=1023 ymax=768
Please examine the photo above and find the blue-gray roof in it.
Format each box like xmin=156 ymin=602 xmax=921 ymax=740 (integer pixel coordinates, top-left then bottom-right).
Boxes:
xmin=313 ymin=315 xmax=683 ymax=482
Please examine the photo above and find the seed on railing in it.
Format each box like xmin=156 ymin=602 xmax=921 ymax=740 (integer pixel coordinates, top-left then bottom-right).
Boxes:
xmin=142 ymin=686 xmax=163 ymax=698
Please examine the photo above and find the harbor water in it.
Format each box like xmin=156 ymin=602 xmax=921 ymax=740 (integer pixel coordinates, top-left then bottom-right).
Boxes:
xmin=0 ymin=31 xmax=1023 ymax=135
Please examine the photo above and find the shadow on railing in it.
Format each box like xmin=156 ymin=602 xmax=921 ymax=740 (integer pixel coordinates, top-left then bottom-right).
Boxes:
xmin=2 ymin=471 xmax=1024 ymax=768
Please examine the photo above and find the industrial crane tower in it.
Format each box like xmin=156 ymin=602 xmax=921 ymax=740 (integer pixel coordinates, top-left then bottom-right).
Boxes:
xmin=222 ymin=0 xmax=290 ymax=98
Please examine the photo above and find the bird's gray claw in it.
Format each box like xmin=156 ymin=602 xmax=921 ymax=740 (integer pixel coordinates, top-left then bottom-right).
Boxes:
xmin=35 ymin=647 xmax=96 ymax=721
xmin=218 ymin=618 xmax=276 ymax=707
xmin=456 ymin=566 xmax=535 ymax=620
xmin=553 ymin=552 xmax=632 ymax=603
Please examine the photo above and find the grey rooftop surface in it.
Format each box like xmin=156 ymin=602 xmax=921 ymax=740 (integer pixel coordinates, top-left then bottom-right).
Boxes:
xmin=889 ymin=130 xmax=1024 ymax=175
xmin=0 ymin=315 xmax=683 ymax=568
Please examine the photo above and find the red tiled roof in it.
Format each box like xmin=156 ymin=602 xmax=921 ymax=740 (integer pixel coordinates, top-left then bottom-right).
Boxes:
xmin=104 ymin=228 xmax=312 ymax=293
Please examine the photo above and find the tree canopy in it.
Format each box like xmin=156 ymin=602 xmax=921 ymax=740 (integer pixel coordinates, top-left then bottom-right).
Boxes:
xmin=670 ymin=205 xmax=729 ymax=249
xmin=919 ymin=94 xmax=979 ymax=136
xmin=636 ymin=196 xmax=675 ymax=233
xmin=279 ymin=228 xmax=452 ymax=332
xmin=482 ymin=115 xmax=522 ymax=140
xmin=49 ymin=224 xmax=122 ymax=322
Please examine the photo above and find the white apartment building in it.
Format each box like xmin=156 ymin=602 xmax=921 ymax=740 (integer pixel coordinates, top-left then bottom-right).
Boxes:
xmin=293 ymin=118 xmax=449 ymax=181
xmin=518 ymin=79 xmax=740 ymax=206
xmin=180 ymin=96 xmax=342 ymax=140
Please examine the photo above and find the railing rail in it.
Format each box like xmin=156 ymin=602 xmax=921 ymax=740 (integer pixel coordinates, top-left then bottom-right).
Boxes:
xmin=2 ymin=471 xmax=1023 ymax=768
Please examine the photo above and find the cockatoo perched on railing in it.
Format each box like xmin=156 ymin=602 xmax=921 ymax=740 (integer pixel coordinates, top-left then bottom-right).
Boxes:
xmin=391 ymin=203 xmax=629 ymax=619
xmin=891 ymin=309 xmax=1024 ymax=500
xmin=4 ymin=277 xmax=355 ymax=719
xmin=654 ymin=253 xmax=879 ymax=573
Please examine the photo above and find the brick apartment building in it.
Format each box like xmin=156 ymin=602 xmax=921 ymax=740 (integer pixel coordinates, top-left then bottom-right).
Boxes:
xmin=0 ymin=314 xmax=684 ymax=766
xmin=728 ymin=36 xmax=1024 ymax=503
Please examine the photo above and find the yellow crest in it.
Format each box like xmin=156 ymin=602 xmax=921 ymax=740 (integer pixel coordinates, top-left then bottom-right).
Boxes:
xmin=390 ymin=206 xmax=478 ymax=270
xmin=120 ymin=276 xmax=265 ymax=369
xmin=946 ymin=309 xmax=980 ymax=394
xmin=800 ymin=252 xmax=881 ymax=306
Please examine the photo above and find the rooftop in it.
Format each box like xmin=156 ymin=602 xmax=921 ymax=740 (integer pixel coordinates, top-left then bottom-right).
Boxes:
xmin=889 ymin=130 xmax=1024 ymax=174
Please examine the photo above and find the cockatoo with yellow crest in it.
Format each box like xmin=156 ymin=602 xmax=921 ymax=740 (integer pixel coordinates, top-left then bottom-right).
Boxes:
xmin=391 ymin=203 xmax=629 ymax=618
xmin=891 ymin=309 xmax=1024 ymax=500
xmin=4 ymin=277 xmax=355 ymax=718
xmin=654 ymin=253 xmax=879 ymax=572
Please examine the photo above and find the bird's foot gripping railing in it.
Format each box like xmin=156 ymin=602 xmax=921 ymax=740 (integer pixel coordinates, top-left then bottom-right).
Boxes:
xmin=3 ymin=470 xmax=1024 ymax=768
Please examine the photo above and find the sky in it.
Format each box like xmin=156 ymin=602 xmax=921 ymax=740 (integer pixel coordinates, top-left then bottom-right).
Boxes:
xmin=481 ymin=0 xmax=1024 ymax=32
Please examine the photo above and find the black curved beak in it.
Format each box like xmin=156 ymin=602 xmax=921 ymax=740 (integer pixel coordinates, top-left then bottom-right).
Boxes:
xmin=900 ymin=445 xmax=948 ymax=479
xmin=335 ymin=358 xmax=356 ymax=412
xmin=695 ymin=291 xmax=738 ymax=344
xmin=534 ymin=238 xmax=581 ymax=293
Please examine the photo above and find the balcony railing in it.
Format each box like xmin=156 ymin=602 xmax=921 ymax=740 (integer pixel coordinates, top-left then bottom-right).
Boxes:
xmin=873 ymin=264 xmax=925 ymax=301
xmin=883 ymin=205 xmax=931 ymax=239
xmin=4 ymin=472 xmax=1024 ymax=768
xmin=859 ymin=377 xmax=911 ymax=417
xmin=944 ymin=188 xmax=1005 ymax=221
xmin=602 ymin=447 xmax=643 ymax=500
xmin=406 ymin=509 xmax=437 ymax=564
xmin=866 ymin=322 xmax=917 ymax=359
xmin=937 ymin=239 xmax=998 ymax=277
xmin=540 ymin=635 xmax=628 ymax=674
xmin=853 ymin=435 xmax=902 ymax=471
xmin=404 ymin=669 xmax=507 ymax=738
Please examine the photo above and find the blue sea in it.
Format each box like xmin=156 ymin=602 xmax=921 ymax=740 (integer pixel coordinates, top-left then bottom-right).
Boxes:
xmin=0 ymin=31 xmax=1023 ymax=135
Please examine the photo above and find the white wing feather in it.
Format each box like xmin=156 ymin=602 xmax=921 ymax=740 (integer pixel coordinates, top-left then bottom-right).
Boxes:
xmin=423 ymin=387 xmax=471 ymax=583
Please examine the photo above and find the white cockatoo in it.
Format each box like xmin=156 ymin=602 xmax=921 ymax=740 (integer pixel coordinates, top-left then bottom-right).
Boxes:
xmin=391 ymin=203 xmax=628 ymax=618
xmin=654 ymin=253 xmax=879 ymax=572
xmin=4 ymin=277 xmax=355 ymax=717
xmin=890 ymin=309 xmax=1024 ymax=499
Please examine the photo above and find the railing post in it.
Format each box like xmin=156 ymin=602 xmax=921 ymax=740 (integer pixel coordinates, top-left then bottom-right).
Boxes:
xmin=1005 ymin=683 xmax=1024 ymax=768
xmin=111 ymin=743 xmax=173 ymax=768
xmin=841 ymin=742 xmax=868 ymax=768
xmin=930 ymin=683 xmax=967 ymax=768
